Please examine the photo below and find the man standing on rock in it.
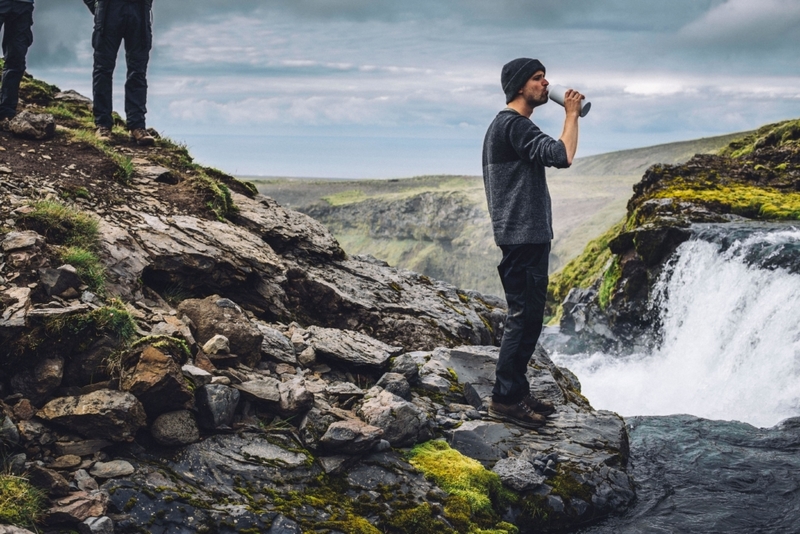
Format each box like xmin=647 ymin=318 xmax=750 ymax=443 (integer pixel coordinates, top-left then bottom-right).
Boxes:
xmin=0 ymin=0 xmax=34 ymax=123
xmin=482 ymin=58 xmax=583 ymax=429
xmin=83 ymin=0 xmax=155 ymax=146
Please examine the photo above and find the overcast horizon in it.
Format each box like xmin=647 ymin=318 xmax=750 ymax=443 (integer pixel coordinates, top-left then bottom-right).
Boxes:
xmin=25 ymin=0 xmax=800 ymax=178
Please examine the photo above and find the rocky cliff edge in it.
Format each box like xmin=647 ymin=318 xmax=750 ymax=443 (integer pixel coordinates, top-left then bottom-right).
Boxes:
xmin=0 ymin=75 xmax=632 ymax=533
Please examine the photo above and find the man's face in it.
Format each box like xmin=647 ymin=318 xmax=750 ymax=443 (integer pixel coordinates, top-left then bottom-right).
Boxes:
xmin=519 ymin=71 xmax=549 ymax=108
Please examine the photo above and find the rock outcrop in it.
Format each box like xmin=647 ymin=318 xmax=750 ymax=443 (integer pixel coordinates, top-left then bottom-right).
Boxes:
xmin=0 ymin=74 xmax=636 ymax=533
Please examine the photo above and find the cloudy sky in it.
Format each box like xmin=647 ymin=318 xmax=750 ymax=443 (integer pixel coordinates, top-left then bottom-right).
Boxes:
xmin=27 ymin=0 xmax=800 ymax=178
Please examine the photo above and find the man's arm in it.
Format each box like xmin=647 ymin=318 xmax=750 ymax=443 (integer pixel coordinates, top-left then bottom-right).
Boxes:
xmin=558 ymin=89 xmax=584 ymax=166
xmin=83 ymin=0 xmax=96 ymax=14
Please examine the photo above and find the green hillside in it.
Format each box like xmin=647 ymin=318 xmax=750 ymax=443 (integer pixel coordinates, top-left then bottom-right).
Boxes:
xmin=246 ymin=131 xmax=750 ymax=296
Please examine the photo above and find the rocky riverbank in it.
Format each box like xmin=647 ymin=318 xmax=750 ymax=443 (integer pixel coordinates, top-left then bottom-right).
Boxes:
xmin=0 ymin=75 xmax=634 ymax=533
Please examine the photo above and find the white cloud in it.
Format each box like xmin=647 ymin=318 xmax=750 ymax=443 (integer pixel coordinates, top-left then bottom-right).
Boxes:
xmin=679 ymin=0 xmax=800 ymax=47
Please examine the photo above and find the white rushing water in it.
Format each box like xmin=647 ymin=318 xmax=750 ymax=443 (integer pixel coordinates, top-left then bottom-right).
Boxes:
xmin=552 ymin=226 xmax=800 ymax=428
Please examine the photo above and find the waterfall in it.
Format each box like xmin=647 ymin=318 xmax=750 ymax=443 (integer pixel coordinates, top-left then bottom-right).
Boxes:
xmin=552 ymin=223 xmax=800 ymax=428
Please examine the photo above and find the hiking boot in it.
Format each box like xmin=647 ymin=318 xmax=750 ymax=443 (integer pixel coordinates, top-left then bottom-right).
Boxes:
xmin=488 ymin=399 xmax=546 ymax=429
xmin=522 ymin=394 xmax=555 ymax=416
xmin=96 ymin=126 xmax=112 ymax=142
xmin=131 ymin=128 xmax=155 ymax=146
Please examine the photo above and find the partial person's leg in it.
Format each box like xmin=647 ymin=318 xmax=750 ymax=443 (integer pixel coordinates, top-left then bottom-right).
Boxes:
xmin=123 ymin=1 xmax=151 ymax=132
xmin=0 ymin=5 xmax=34 ymax=119
xmin=492 ymin=243 xmax=550 ymax=403
xmin=92 ymin=1 xmax=124 ymax=129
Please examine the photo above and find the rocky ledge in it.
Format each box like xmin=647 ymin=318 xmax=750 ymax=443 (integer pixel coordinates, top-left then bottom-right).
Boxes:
xmin=0 ymin=75 xmax=632 ymax=533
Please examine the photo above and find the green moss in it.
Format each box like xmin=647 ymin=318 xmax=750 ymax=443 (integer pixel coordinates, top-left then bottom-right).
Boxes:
xmin=124 ymin=496 xmax=138 ymax=511
xmin=190 ymin=173 xmax=237 ymax=221
xmin=387 ymin=503 xmax=457 ymax=534
xmin=653 ymin=183 xmax=800 ymax=220
xmin=45 ymin=102 xmax=95 ymax=129
xmin=59 ymin=246 xmax=105 ymax=294
xmin=45 ymin=299 xmax=137 ymax=343
xmin=19 ymin=74 xmax=59 ymax=105
xmin=549 ymin=465 xmax=592 ymax=502
xmin=323 ymin=189 xmax=368 ymax=206
xmin=318 ymin=513 xmax=383 ymax=534
xmin=407 ymin=441 xmax=517 ymax=531
xmin=0 ymin=474 xmax=45 ymax=527
xmin=547 ymin=219 xmax=624 ymax=321
xmin=597 ymin=256 xmax=621 ymax=310
xmin=721 ymin=118 xmax=800 ymax=159
xmin=19 ymin=200 xmax=99 ymax=249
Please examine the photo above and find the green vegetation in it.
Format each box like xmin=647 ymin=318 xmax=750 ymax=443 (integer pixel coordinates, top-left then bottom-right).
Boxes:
xmin=59 ymin=246 xmax=105 ymax=293
xmin=597 ymin=256 xmax=621 ymax=310
xmin=130 ymin=335 xmax=192 ymax=362
xmin=322 ymin=189 xmax=367 ymax=206
xmin=45 ymin=299 xmax=138 ymax=343
xmin=190 ymin=172 xmax=236 ymax=221
xmin=722 ymin=118 xmax=800 ymax=158
xmin=547 ymin=220 xmax=624 ymax=321
xmin=654 ymin=183 xmax=800 ymax=220
xmin=68 ymin=128 xmax=134 ymax=181
xmin=407 ymin=440 xmax=517 ymax=531
xmin=45 ymin=102 xmax=95 ymax=129
xmin=19 ymin=200 xmax=99 ymax=248
xmin=19 ymin=74 xmax=59 ymax=106
xmin=0 ymin=474 xmax=45 ymax=527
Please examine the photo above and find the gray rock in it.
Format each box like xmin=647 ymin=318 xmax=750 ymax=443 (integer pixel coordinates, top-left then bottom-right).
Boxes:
xmin=278 ymin=377 xmax=314 ymax=416
xmin=202 ymin=334 xmax=230 ymax=355
xmin=9 ymin=111 xmax=56 ymax=140
xmin=37 ymin=390 xmax=147 ymax=442
xmin=44 ymin=490 xmax=108 ymax=524
xmin=135 ymin=164 xmax=176 ymax=184
xmin=73 ymin=469 xmax=99 ymax=492
xmin=235 ymin=378 xmax=281 ymax=404
xmin=297 ymin=346 xmax=316 ymax=367
xmin=375 ymin=372 xmax=411 ymax=400
xmin=2 ymin=230 xmax=43 ymax=252
xmin=182 ymin=364 xmax=213 ymax=388
xmin=492 ymin=456 xmax=546 ymax=491
xmin=151 ymin=410 xmax=200 ymax=446
xmin=257 ymin=323 xmax=297 ymax=364
xmin=299 ymin=407 xmax=338 ymax=451
xmin=389 ymin=351 xmax=428 ymax=382
xmin=0 ymin=526 xmax=36 ymax=534
xmin=90 ymin=460 xmax=135 ymax=479
xmin=357 ymin=387 xmax=429 ymax=447
xmin=319 ymin=419 xmax=384 ymax=454
xmin=40 ymin=264 xmax=82 ymax=297
xmin=307 ymin=325 xmax=403 ymax=369
xmin=28 ymin=465 xmax=71 ymax=497
xmin=0 ymin=416 xmax=19 ymax=445
xmin=10 ymin=356 xmax=64 ymax=405
xmin=196 ymin=384 xmax=240 ymax=430
xmin=7 ymin=453 xmax=26 ymax=475
xmin=78 ymin=516 xmax=114 ymax=534
xmin=178 ymin=295 xmax=264 ymax=367
xmin=55 ymin=90 xmax=93 ymax=105
xmin=266 ymin=514 xmax=302 ymax=534
xmin=241 ymin=440 xmax=310 ymax=468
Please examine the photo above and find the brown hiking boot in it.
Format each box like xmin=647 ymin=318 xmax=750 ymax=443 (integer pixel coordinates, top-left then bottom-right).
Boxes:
xmin=523 ymin=394 xmax=556 ymax=416
xmin=131 ymin=128 xmax=155 ymax=146
xmin=488 ymin=399 xmax=546 ymax=429
xmin=96 ymin=126 xmax=112 ymax=142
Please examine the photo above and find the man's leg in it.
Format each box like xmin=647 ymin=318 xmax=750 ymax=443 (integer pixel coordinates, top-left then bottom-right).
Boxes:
xmin=123 ymin=1 xmax=151 ymax=132
xmin=0 ymin=4 xmax=34 ymax=119
xmin=492 ymin=242 xmax=550 ymax=403
xmin=92 ymin=1 xmax=124 ymax=130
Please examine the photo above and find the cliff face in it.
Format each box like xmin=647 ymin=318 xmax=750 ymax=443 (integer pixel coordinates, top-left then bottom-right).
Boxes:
xmin=553 ymin=119 xmax=800 ymax=352
xmin=0 ymin=76 xmax=634 ymax=533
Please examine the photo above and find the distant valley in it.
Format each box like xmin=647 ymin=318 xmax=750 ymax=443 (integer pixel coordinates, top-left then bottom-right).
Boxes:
xmin=245 ymin=131 xmax=748 ymax=297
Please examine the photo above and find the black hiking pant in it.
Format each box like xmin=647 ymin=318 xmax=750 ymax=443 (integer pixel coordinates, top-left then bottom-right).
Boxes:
xmin=0 ymin=2 xmax=33 ymax=119
xmin=92 ymin=0 xmax=151 ymax=130
xmin=492 ymin=242 xmax=550 ymax=404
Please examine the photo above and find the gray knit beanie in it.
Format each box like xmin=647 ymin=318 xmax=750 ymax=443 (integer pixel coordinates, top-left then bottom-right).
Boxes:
xmin=501 ymin=58 xmax=546 ymax=104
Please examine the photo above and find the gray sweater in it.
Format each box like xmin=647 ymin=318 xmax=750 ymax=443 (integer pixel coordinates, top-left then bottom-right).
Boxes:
xmin=482 ymin=108 xmax=569 ymax=245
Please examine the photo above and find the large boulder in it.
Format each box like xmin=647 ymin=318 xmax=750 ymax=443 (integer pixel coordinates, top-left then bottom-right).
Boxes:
xmin=319 ymin=419 xmax=384 ymax=454
xmin=357 ymin=387 xmax=430 ymax=447
xmin=37 ymin=390 xmax=146 ymax=442
xmin=9 ymin=111 xmax=56 ymax=140
xmin=306 ymin=326 xmax=403 ymax=369
xmin=177 ymin=295 xmax=263 ymax=367
xmin=119 ymin=346 xmax=194 ymax=417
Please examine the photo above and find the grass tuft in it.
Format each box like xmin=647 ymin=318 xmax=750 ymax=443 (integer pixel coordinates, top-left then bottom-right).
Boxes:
xmin=68 ymin=128 xmax=134 ymax=181
xmin=19 ymin=200 xmax=99 ymax=249
xmin=59 ymin=246 xmax=106 ymax=294
xmin=0 ymin=474 xmax=45 ymax=527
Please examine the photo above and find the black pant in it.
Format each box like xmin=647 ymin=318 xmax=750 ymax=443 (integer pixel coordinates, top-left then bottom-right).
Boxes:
xmin=92 ymin=0 xmax=152 ymax=130
xmin=0 ymin=3 xmax=33 ymax=119
xmin=492 ymin=242 xmax=550 ymax=403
